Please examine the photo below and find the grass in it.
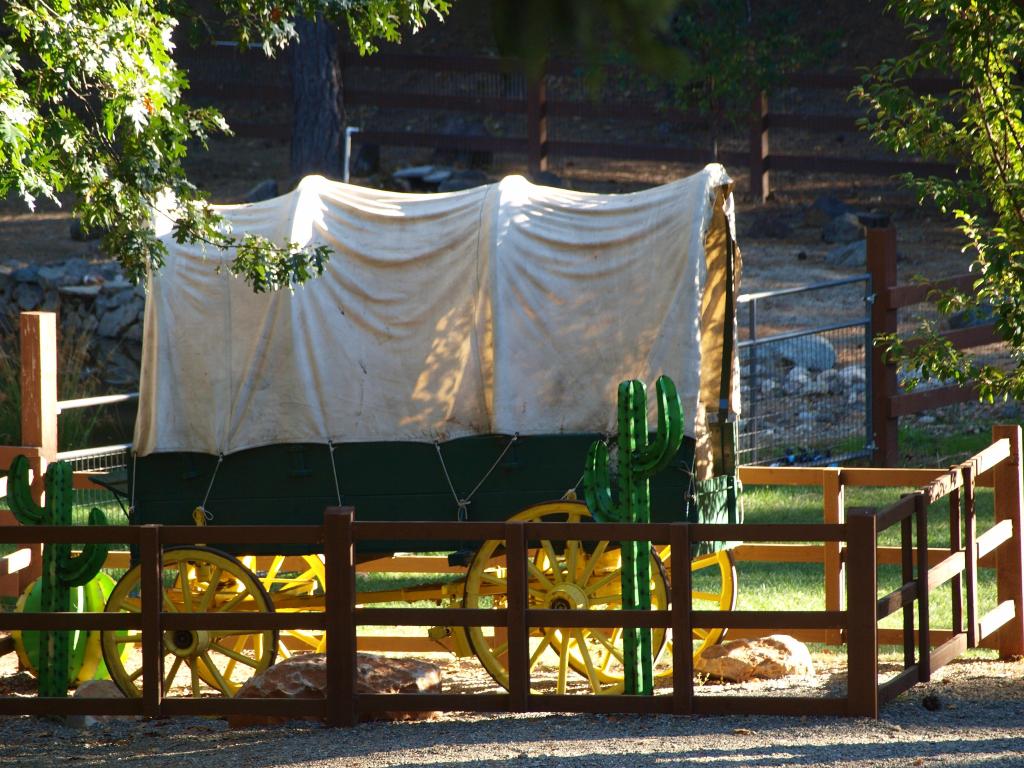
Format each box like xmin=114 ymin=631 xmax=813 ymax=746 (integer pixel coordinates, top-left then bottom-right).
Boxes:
xmin=739 ymin=481 xmax=1000 ymax=658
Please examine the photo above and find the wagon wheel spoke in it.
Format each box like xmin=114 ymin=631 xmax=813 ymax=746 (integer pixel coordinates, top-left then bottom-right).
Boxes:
xmin=526 ymin=561 xmax=554 ymax=591
xmin=177 ymin=561 xmax=194 ymax=612
xmin=528 ymin=634 xmax=552 ymax=669
xmin=199 ymin=651 xmax=236 ymax=695
xmin=583 ymin=568 xmax=619 ymax=597
xmin=217 ymin=586 xmax=253 ymax=613
xmin=578 ymin=540 xmax=608 ymax=585
xmin=211 ymin=641 xmax=262 ymax=669
xmin=556 ymin=629 xmax=571 ymax=695
xmin=163 ymin=656 xmax=183 ymax=691
xmin=591 ymin=628 xmax=625 ymax=666
xmin=540 ymin=540 xmax=562 ymax=582
xmin=573 ymin=629 xmax=602 ymax=694
xmin=196 ymin=567 xmax=223 ymax=612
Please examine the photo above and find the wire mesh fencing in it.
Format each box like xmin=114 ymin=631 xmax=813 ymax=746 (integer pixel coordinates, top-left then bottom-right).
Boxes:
xmin=737 ymin=276 xmax=872 ymax=467
xmin=56 ymin=444 xmax=131 ymax=526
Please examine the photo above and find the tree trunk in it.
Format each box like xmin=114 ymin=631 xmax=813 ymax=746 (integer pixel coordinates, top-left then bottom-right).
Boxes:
xmin=290 ymin=15 xmax=343 ymax=179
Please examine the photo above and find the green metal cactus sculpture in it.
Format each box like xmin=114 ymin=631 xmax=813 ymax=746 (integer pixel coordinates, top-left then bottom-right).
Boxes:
xmin=7 ymin=455 xmax=109 ymax=698
xmin=583 ymin=375 xmax=683 ymax=695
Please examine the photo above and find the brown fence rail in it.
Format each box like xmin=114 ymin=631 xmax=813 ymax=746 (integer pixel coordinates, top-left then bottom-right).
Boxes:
xmin=180 ymin=45 xmax=955 ymax=197
xmin=867 ymin=226 xmax=1000 ymax=466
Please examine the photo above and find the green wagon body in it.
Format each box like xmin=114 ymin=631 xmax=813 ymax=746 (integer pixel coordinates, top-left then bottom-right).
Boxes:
xmin=129 ymin=434 xmax=736 ymax=555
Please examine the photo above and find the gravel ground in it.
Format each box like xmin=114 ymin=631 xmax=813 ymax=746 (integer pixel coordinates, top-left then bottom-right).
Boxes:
xmin=2 ymin=655 xmax=1023 ymax=767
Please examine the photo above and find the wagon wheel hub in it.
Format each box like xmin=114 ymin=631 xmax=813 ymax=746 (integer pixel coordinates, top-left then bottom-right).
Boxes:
xmin=163 ymin=629 xmax=211 ymax=658
xmin=545 ymin=583 xmax=588 ymax=611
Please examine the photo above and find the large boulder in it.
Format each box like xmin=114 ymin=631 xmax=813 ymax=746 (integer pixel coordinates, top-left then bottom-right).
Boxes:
xmin=804 ymin=194 xmax=851 ymax=227
xmin=695 ymin=635 xmax=814 ymax=682
xmin=773 ymin=336 xmax=836 ymax=372
xmin=229 ymin=652 xmax=442 ymax=728
xmin=824 ymin=240 xmax=866 ymax=268
xmin=822 ymin=212 xmax=864 ymax=244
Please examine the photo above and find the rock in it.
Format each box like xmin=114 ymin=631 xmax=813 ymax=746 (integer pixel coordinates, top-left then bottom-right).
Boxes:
xmin=822 ymin=212 xmax=864 ymax=244
xmin=67 ymin=679 xmax=132 ymax=728
xmin=746 ymin=214 xmax=793 ymax=240
xmin=695 ymin=635 xmax=815 ymax=682
xmin=422 ymin=168 xmax=453 ymax=185
xmin=392 ymin=165 xmax=436 ymax=181
xmin=431 ymin=114 xmax=492 ymax=168
xmin=786 ymin=366 xmax=811 ymax=390
xmin=804 ymin=375 xmax=830 ymax=395
xmin=244 ymin=179 xmax=279 ymax=203
xmin=824 ymin=240 xmax=866 ymax=268
xmin=97 ymin=299 xmax=142 ymax=338
xmin=349 ymin=143 xmax=380 ymax=177
xmin=838 ymin=365 xmax=865 ymax=386
xmin=529 ymin=170 xmax=564 ymax=188
xmin=804 ymin=194 xmax=851 ymax=227
xmin=12 ymin=265 xmax=39 ymax=283
xmin=438 ymin=169 xmax=489 ymax=192
xmin=229 ymin=652 xmax=442 ymax=728
xmin=774 ymin=336 xmax=836 ymax=372
xmin=13 ymin=282 xmax=43 ymax=311
xmin=59 ymin=284 xmax=102 ymax=298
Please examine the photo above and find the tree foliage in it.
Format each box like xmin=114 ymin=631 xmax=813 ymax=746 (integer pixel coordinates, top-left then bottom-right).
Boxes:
xmin=855 ymin=1 xmax=1024 ymax=401
xmin=667 ymin=0 xmax=816 ymax=129
xmin=0 ymin=1 xmax=449 ymax=291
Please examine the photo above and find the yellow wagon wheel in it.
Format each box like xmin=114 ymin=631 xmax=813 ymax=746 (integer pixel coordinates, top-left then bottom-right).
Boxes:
xmin=241 ymin=554 xmax=327 ymax=657
xmin=653 ymin=547 xmax=737 ymax=677
xmin=462 ymin=500 xmax=670 ymax=695
xmin=101 ymin=547 xmax=277 ymax=698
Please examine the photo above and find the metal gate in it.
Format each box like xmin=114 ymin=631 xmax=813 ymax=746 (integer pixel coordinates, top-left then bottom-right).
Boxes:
xmin=737 ymin=275 xmax=872 ymax=466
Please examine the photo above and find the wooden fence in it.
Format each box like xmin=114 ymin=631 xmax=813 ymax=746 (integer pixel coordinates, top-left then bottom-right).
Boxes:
xmin=182 ymin=47 xmax=955 ymax=199
xmin=866 ymin=225 xmax=1001 ymax=467
xmin=1 ymin=421 xmax=1022 ymax=721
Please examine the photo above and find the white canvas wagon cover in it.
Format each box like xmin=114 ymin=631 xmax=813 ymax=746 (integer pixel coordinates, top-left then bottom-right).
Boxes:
xmin=134 ymin=164 xmax=740 ymax=457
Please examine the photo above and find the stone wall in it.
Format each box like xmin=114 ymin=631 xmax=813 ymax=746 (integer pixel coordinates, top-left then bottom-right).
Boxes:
xmin=1 ymin=257 xmax=144 ymax=387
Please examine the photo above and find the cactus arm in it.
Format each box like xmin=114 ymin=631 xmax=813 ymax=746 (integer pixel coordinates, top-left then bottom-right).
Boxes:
xmin=58 ymin=508 xmax=110 ymax=587
xmin=7 ymin=455 xmax=45 ymax=524
xmin=636 ymin=376 xmax=684 ymax=475
xmin=583 ymin=442 xmax=615 ymax=522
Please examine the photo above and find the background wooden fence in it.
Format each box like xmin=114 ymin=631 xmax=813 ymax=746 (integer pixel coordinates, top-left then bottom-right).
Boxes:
xmin=182 ymin=46 xmax=955 ymax=199
xmin=866 ymin=225 xmax=1001 ymax=467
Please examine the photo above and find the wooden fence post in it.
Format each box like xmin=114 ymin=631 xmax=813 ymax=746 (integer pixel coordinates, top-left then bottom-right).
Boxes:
xmin=915 ymin=492 xmax=931 ymax=681
xmin=867 ymin=225 xmax=899 ymax=467
xmin=823 ymin=469 xmax=845 ymax=645
xmin=505 ymin=520 xmax=529 ymax=712
xmin=526 ymin=68 xmax=548 ymax=175
xmin=992 ymin=425 xmax=1024 ymax=658
xmin=325 ymin=507 xmax=357 ymax=726
xmin=846 ymin=510 xmax=878 ymax=718
xmin=18 ymin=311 xmax=57 ymax=589
xmin=749 ymin=90 xmax=770 ymax=203
xmin=670 ymin=523 xmax=694 ymax=715
xmin=139 ymin=525 xmax=163 ymax=719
